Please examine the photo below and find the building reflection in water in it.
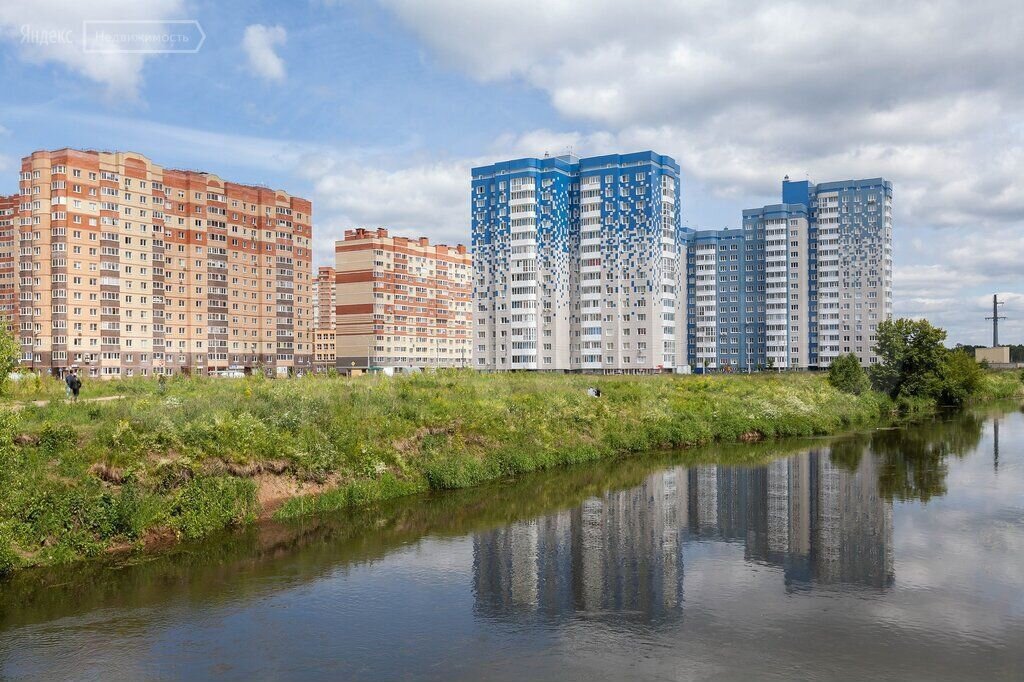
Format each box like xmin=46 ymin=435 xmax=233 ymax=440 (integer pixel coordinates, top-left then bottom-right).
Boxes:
xmin=473 ymin=448 xmax=893 ymax=621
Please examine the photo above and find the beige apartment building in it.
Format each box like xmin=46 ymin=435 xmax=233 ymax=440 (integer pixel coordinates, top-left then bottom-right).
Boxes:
xmin=334 ymin=228 xmax=471 ymax=372
xmin=13 ymin=148 xmax=313 ymax=378
xmin=312 ymin=266 xmax=337 ymax=372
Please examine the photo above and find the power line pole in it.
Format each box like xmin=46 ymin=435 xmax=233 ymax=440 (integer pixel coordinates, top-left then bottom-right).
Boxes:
xmin=985 ymin=294 xmax=1006 ymax=346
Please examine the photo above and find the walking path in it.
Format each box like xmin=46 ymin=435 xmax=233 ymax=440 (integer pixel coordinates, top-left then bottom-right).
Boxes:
xmin=9 ymin=395 xmax=125 ymax=410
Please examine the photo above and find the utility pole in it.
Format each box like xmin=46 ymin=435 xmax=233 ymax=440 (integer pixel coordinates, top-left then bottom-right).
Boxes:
xmin=985 ymin=294 xmax=1006 ymax=346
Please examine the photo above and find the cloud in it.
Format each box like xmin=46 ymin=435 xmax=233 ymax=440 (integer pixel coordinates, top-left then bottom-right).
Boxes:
xmin=374 ymin=1 xmax=1024 ymax=227
xmin=243 ymin=24 xmax=287 ymax=82
xmin=302 ymin=157 xmax=473 ymax=259
xmin=368 ymin=0 xmax=1024 ymax=344
xmin=0 ymin=0 xmax=185 ymax=99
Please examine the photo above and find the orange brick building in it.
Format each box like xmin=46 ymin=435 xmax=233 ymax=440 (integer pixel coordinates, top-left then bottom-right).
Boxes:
xmin=12 ymin=149 xmax=312 ymax=378
xmin=0 ymin=194 xmax=17 ymax=334
xmin=334 ymin=228 xmax=471 ymax=372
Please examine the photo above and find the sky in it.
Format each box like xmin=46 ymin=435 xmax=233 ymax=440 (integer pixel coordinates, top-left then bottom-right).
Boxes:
xmin=0 ymin=0 xmax=1021 ymax=345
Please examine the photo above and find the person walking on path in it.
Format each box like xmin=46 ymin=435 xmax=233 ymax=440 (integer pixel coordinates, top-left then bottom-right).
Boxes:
xmin=65 ymin=369 xmax=82 ymax=403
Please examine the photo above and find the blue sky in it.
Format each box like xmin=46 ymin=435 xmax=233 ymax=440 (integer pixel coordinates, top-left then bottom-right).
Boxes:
xmin=0 ymin=0 xmax=1021 ymax=345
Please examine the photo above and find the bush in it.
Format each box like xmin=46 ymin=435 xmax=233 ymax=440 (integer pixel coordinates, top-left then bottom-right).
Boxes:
xmin=936 ymin=350 xmax=985 ymax=406
xmin=828 ymin=353 xmax=870 ymax=395
xmin=39 ymin=421 xmax=77 ymax=455
xmin=171 ymin=476 xmax=258 ymax=539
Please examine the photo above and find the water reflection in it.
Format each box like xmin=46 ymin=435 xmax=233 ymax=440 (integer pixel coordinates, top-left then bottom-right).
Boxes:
xmin=474 ymin=449 xmax=895 ymax=622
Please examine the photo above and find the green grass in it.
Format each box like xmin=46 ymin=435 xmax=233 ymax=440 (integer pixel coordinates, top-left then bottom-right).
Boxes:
xmin=0 ymin=369 xmax=1020 ymax=574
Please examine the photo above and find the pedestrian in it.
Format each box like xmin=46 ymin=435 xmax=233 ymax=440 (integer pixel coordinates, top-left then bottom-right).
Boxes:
xmin=67 ymin=369 xmax=82 ymax=403
xmin=64 ymin=369 xmax=74 ymax=400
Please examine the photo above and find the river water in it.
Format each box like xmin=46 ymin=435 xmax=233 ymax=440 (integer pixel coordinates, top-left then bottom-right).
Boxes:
xmin=1 ymin=406 xmax=1022 ymax=680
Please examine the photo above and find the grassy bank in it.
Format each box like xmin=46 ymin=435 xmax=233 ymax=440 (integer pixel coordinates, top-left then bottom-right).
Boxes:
xmin=1 ymin=370 xmax=1021 ymax=575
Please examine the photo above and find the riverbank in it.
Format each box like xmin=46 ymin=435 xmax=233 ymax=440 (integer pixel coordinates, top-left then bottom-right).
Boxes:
xmin=2 ymin=370 xmax=1021 ymax=574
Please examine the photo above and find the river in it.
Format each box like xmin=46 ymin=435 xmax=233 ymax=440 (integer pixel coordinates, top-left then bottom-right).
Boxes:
xmin=1 ymin=406 xmax=1022 ymax=680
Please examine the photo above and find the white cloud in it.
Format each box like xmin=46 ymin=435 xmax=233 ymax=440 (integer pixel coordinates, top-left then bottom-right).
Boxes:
xmin=372 ymin=0 xmax=1024 ymax=228
xmin=301 ymin=157 xmax=473 ymax=260
xmin=242 ymin=24 xmax=287 ymax=82
xmin=0 ymin=0 xmax=185 ymax=99
xmin=369 ymin=0 xmax=1024 ymax=344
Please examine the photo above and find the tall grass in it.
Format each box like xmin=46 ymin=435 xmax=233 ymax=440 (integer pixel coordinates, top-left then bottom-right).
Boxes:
xmin=1 ymin=369 xmax=1019 ymax=573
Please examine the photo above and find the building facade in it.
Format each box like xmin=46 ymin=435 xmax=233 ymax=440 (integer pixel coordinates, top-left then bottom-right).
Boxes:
xmin=780 ymin=178 xmax=893 ymax=367
xmin=334 ymin=228 xmax=471 ymax=371
xmin=472 ymin=151 xmax=685 ymax=373
xmin=12 ymin=148 xmax=313 ymax=378
xmin=687 ymin=177 xmax=892 ymax=371
xmin=685 ymin=228 xmax=764 ymax=371
xmin=312 ymin=266 xmax=336 ymax=372
xmin=0 ymin=194 xmax=17 ymax=333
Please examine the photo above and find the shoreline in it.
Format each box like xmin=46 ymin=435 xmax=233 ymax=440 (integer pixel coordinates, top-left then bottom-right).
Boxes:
xmin=2 ymin=371 xmax=1021 ymax=576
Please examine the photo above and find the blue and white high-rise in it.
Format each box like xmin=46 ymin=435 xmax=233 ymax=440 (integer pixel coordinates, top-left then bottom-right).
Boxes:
xmin=685 ymin=177 xmax=892 ymax=371
xmin=471 ymin=152 xmax=686 ymax=372
xmin=779 ymin=178 xmax=893 ymax=367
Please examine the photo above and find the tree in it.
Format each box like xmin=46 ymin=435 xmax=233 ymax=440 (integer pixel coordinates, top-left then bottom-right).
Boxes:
xmin=1011 ymin=344 xmax=1024 ymax=363
xmin=936 ymin=349 xmax=985 ymax=406
xmin=0 ymin=323 xmax=19 ymax=396
xmin=871 ymin=318 xmax=987 ymax=405
xmin=828 ymin=353 xmax=869 ymax=394
xmin=869 ymin=318 xmax=948 ymax=399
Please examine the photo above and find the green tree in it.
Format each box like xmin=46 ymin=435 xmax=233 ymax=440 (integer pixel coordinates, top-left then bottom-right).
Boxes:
xmin=869 ymin=318 xmax=948 ymax=399
xmin=936 ymin=349 xmax=984 ymax=406
xmin=827 ymin=353 xmax=869 ymax=394
xmin=0 ymin=322 xmax=20 ymax=396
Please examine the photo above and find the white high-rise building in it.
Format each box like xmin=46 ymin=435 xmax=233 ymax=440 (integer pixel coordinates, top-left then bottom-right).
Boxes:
xmin=471 ymin=152 xmax=686 ymax=373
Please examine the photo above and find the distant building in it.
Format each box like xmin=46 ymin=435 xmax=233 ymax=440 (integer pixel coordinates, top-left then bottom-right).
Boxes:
xmin=312 ymin=266 xmax=336 ymax=372
xmin=333 ymin=228 xmax=472 ymax=372
xmin=739 ymin=203 xmax=811 ymax=370
xmin=684 ymin=228 xmax=758 ymax=371
xmin=686 ymin=177 xmax=892 ymax=371
xmin=975 ymin=346 xmax=1010 ymax=364
xmin=471 ymin=151 xmax=686 ymax=373
xmin=0 ymin=194 xmax=17 ymax=333
xmin=11 ymin=148 xmax=313 ymax=378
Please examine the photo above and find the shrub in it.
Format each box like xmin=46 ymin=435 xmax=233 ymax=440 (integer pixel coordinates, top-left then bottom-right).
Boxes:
xmin=828 ymin=353 xmax=870 ymax=395
xmin=39 ymin=421 xmax=77 ymax=455
xmin=936 ymin=350 xmax=984 ymax=406
xmin=171 ymin=476 xmax=258 ymax=539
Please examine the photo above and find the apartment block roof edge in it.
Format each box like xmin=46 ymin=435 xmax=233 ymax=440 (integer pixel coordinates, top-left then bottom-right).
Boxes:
xmin=340 ymin=226 xmax=468 ymax=254
xmin=17 ymin=147 xmax=309 ymax=202
xmin=471 ymin=150 xmax=679 ymax=176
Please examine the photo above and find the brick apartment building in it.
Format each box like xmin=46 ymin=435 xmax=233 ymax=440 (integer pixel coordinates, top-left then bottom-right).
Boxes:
xmin=10 ymin=148 xmax=313 ymax=378
xmin=0 ymin=194 xmax=17 ymax=334
xmin=312 ymin=266 xmax=336 ymax=372
xmin=334 ymin=228 xmax=471 ymax=372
